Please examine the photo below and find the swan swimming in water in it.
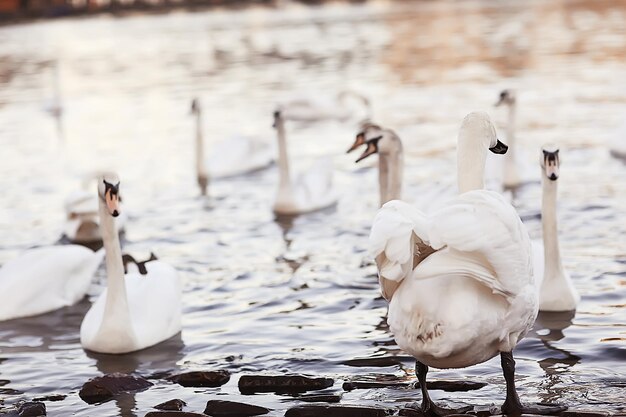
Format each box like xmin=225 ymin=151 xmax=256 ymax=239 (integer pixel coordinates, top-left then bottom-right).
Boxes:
xmin=272 ymin=109 xmax=337 ymax=215
xmin=0 ymin=245 xmax=103 ymax=322
xmin=80 ymin=173 xmax=181 ymax=354
xmin=190 ymin=98 xmax=274 ymax=195
xmin=369 ymin=112 xmax=565 ymax=416
xmin=533 ymin=146 xmax=580 ymax=312
xmin=346 ymin=122 xmax=403 ymax=206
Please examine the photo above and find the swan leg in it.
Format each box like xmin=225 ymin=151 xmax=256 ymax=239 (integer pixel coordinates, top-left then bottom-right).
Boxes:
xmin=416 ymin=361 xmax=472 ymax=417
xmin=500 ymin=352 xmax=567 ymax=416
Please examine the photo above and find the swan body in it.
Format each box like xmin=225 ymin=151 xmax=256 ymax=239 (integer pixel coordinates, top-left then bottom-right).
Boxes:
xmin=533 ymin=146 xmax=579 ymax=312
xmin=64 ymin=188 xmax=127 ymax=243
xmin=369 ymin=112 xmax=555 ymax=415
xmin=272 ymin=110 xmax=337 ymax=215
xmin=279 ymin=90 xmax=371 ymax=124
xmin=80 ymin=173 xmax=181 ymax=354
xmin=0 ymin=245 xmax=103 ymax=321
xmin=191 ymin=99 xmax=273 ymax=195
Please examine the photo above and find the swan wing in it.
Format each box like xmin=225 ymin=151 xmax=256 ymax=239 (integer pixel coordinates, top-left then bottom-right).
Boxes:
xmin=208 ymin=136 xmax=274 ymax=178
xmin=370 ymin=200 xmax=439 ymax=301
xmin=427 ymin=190 xmax=533 ymax=301
xmin=294 ymin=157 xmax=337 ymax=211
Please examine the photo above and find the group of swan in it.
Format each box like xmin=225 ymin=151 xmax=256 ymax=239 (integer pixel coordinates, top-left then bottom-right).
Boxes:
xmin=349 ymin=110 xmax=577 ymax=415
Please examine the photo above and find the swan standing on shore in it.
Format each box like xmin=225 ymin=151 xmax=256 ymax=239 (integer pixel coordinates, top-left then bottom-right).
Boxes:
xmin=190 ymin=98 xmax=274 ymax=195
xmin=0 ymin=245 xmax=103 ymax=321
xmin=346 ymin=122 xmax=403 ymax=206
xmin=80 ymin=173 xmax=181 ymax=354
xmin=272 ymin=109 xmax=337 ymax=215
xmin=370 ymin=112 xmax=564 ymax=416
xmin=534 ymin=146 xmax=580 ymax=312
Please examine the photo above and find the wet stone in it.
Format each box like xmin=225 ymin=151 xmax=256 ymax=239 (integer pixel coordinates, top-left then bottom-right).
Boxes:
xmin=79 ymin=373 xmax=153 ymax=404
xmin=285 ymin=405 xmax=389 ymax=417
xmin=288 ymin=394 xmax=341 ymax=403
xmin=18 ymin=402 xmax=46 ymax=417
xmin=31 ymin=395 xmax=66 ymax=402
xmin=417 ymin=380 xmax=487 ymax=392
xmin=341 ymin=357 xmax=403 ymax=367
xmin=155 ymin=399 xmax=187 ymax=411
xmin=168 ymin=371 xmax=230 ymax=388
xmin=204 ymin=400 xmax=270 ymax=416
xmin=399 ymin=408 xmax=423 ymax=417
xmin=561 ymin=412 xmax=611 ymax=417
xmin=239 ymin=375 xmax=334 ymax=394
xmin=145 ymin=412 xmax=206 ymax=417
xmin=343 ymin=381 xmax=409 ymax=391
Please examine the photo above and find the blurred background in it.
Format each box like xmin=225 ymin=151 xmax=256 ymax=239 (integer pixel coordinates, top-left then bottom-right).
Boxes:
xmin=0 ymin=0 xmax=625 ymax=416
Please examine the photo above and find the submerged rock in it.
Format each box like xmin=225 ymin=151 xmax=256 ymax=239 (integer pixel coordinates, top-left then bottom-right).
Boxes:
xmin=561 ymin=411 xmax=611 ymax=417
xmin=17 ymin=402 xmax=46 ymax=417
xmin=287 ymin=394 xmax=342 ymax=403
xmin=31 ymin=395 xmax=66 ymax=402
xmin=79 ymin=373 xmax=153 ymax=404
xmin=168 ymin=371 xmax=230 ymax=388
xmin=155 ymin=399 xmax=187 ymax=411
xmin=203 ymin=400 xmax=270 ymax=416
xmin=145 ymin=412 xmax=205 ymax=417
xmin=285 ymin=405 xmax=389 ymax=417
xmin=341 ymin=357 xmax=403 ymax=367
xmin=239 ymin=375 xmax=334 ymax=394
xmin=343 ymin=379 xmax=486 ymax=392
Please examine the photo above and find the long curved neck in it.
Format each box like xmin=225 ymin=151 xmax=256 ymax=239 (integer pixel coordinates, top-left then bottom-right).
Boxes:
xmin=275 ymin=116 xmax=292 ymax=193
xmin=97 ymin=199 xmax=133 ymax=339
xmin=457 ymin=134 xmax=487 ymax=193
xmin=378 ymin=148 xmax=403 ymax=206
xmin=542 ymin=177 xmax=565 ymax=278
xmin=195 ymin=110 xmax=208 ymax=194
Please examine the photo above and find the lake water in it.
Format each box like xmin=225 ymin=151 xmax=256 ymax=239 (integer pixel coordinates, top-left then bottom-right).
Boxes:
xmin=0 ymin=0 xmax=625 ymax=416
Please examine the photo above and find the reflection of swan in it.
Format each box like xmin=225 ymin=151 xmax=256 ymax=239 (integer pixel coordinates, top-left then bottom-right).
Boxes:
xmin=533 ymin=146 xmax=579 ymax=312
xmin=279 ymin=90 xmax=371 ymax=124
xmin=0 ymin=246 xmax=102 ymax=322
xmin=190 ymin=98 xmax=274 ymax=195
xmin=80 ymin=173 xmax=181 ymax=354
xmin=272 ymin=110 xmax=337 ymax=215
xmin=370 ymin=113 xmax=563 ymax=416
xmin=347 ymin=123 xmax=403 ymax=206
xmin=64 ymin=174 xmax=127 ymax=244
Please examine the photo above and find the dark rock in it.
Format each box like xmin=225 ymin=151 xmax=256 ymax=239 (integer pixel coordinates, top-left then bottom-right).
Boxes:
xmin=341 ymin=357 xmax=402 ymax=367
xmin=418 ymin=380 xmax=487 ymax=392
xmin=0 ymin=380 xmax=9 ymax=387
xmin=239 ymin=375 xmax=333 ymax=394
xmin=145 ymin=412 xmax=206 ymax=417
xmin=155 ymin=399 xmax=187 ymax=411
xmin=168 ymin=371 xmax=230 ymax=388
xmin=203 ymin=400 xmax=270 ymax=416
xmin=31 ymin=395 xmax=66 ymax=402
xmin=17 ymin=402 xmax=46 ymax=417
xmin=561 ymin=412 xmax=611 ymax=417
xmin=79 ymin=373 xmax=153 ymax=404
xmin=399 ymin=408 xmax=424 ymax=417
xmin=285 ymin=405 xmax=389 ymax=417
xmin=0 ymin=388 xmax=21 ymax=395
xmin=288 ymin=394 xmax=341 ymax=403
xmin=343 ymin=381 xmax=409 ymax=391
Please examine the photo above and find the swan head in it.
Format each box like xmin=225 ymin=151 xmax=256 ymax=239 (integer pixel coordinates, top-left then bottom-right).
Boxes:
xmin=190 ymin=98 xmax=201 ymax=115
xmin=541 ymin=145 xmax=560 ymax=181
xmin=459 ymin=112 xmax=508 ymax=154
xmin=348 ymin=123 xmax=400 ymax=162
xmin=495 ymin=89 xmax=516 ymax=107
xmin=97 ymin=172 xmax=121 ymax=217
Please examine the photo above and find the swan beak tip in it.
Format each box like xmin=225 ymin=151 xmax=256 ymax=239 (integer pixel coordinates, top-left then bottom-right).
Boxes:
xmin=347 ymin=133 xmax=365 ymax=153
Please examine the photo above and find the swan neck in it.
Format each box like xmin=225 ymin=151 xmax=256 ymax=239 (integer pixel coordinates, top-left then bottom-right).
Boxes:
xmin=457 ymin=136 xmax=487 ymax=193
xmin=275 ymin=117 xmax=292 ymax=192
xmin=542 ymin=177 xmax=564 ymax=277
xmin=195 ymin=111 xmax=208 ymax=182
xmin=98 ymin=198 xmax=132 ymax=334
xmin=379 ymin=149 xmax=403 ymax=206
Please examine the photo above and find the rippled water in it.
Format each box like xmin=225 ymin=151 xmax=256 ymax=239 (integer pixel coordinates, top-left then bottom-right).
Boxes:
xmin=0 ymin=1 xmax=625 ymax=416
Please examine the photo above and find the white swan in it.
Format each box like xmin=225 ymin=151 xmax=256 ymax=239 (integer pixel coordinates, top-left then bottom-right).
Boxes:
xmin=486 ymin=89 xmax=535 ymax=190
xmin=346 ymin=123 xmax=403 ymax=206
xmin=272 ymin=109 xmax=338 ymax=215
xmin=63 ymin=175 xmax=127 ymax=243
xmin=0 ymin=245 xmax=103 ymax=321
xmin=533 ymin=146 xmax=580 ymax=312
xmin=80 ymin=173 xmax=181 ymax=354
xmin=370 ymin=112 xmax=564 ymax=416
xmin=190 ymin=98 xmax=274 ymax=195
xmin=279 ymin=90 xmax=371 ymax=124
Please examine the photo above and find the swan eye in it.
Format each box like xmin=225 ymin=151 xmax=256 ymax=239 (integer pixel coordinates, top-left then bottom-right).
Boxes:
xmin=103 ymin=180 xmax=120 ymax=197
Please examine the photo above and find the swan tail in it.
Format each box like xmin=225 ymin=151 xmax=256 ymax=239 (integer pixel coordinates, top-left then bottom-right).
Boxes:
xmin=370 ymin=200 xmax=439 ymax=300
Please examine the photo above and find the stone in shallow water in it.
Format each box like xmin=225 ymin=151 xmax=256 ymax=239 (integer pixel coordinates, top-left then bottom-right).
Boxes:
xmin=238 ymin=375 xmax=334 ymax=394
xmin=203 ymin=400 xmax=270 ymax=416
xmin=168 ymin=371 xmax=230 ymax=388
xmin=17 ymin=402 xmax=46 ymax=417
xmin=341 ymin=357 xmax=404 ymax=367
xmin=285 ymin=405 xmax=389 ymax=417
xmin=288 ymin=394 xmax=342 ymax=403
xmin=343 ymin=379 xmax=486 ymax=392
xmin=31 ymin=395 xmax=66 ymax=402
xmin=79 ymin=373 xmax=153 ymax=404
xmin=144 ymin=412 xmax=205 ymax=417
xmin=155 ymin=399 xmax=187 ymax=411
xmin=343 ymin=381 xmax=409 ymax=391
xmin=561 ymin=412 xmax=611 ymax=417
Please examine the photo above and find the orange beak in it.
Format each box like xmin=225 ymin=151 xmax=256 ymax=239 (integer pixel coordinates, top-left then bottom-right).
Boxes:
xmin=347 ymin=133 xmax=366 ymax=153
xmin=105 ymin=189 xmax=120 ymax=217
